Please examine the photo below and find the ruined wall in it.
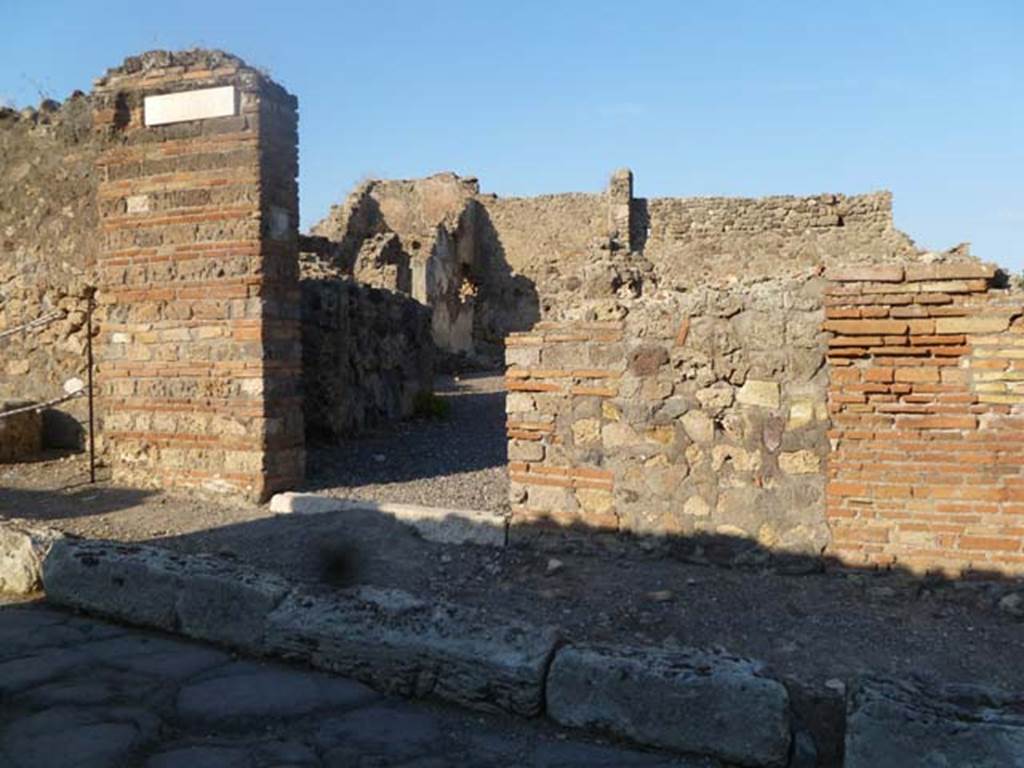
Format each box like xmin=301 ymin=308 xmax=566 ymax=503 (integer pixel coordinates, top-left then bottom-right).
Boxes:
xmin=473 ymin=192 xmax=607 ymax=351
xmin=300 ymin=238 xmax=434 ymax=439
xmin=92 ymin=50 xmax=304 ymax=499
xmin=505 ymin=255 xmax=1024 ymax=574
xmin=0 ymin=97 xmax=100 ymax=448
xmin=826 ymin=264 xmax=1024 ymax=575
xmin=638 ymin=190 xmax=919 ymax=287
xmin=310 ymin=174 xmax=480 ymax=360
xmin=301 ymin=278 xmax=433 ymax=440
xmin=314 ymin=170 xmax=932 ymax=370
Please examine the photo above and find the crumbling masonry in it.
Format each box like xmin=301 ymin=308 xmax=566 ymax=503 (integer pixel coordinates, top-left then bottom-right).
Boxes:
xmin=2 ymin=48 xmax=1023 ymax=574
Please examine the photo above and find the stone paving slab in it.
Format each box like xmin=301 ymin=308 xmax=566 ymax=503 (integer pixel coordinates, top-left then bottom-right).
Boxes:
xmin=0 ymin=598 xmax=707 ymax=768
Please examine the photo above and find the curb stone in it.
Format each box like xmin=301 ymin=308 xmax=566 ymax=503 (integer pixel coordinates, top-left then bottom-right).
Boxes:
xmin=269 ymin=492 xmax=508 ymax=547
xmin=546 ymin=643 xmax=792 ymax=767
xmin=263 ymin=584 xmax=557 ymax=717
xmin=39 ymin=536 xmax=557 ymax=717
xmin=6 ymin=528 xmax=809 ymax=762
xmin=41 ymin=537 xmax=293 ymax=653
xmin=0 ymin=519 xmax=64 ymax=595
xmin=845 ymin=676 xmax=1024 ymax=767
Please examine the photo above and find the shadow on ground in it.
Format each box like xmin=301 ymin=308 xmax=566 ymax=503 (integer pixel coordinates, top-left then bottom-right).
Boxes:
xmin=0 ymin=485 xmax=154 ymax=520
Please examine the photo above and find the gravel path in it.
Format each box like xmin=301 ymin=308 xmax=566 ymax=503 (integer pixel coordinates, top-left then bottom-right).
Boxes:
xmin=0 ymin=599 xmax=694 ymax=767
xmin=305 ymin=373 xmax=509 ymax=512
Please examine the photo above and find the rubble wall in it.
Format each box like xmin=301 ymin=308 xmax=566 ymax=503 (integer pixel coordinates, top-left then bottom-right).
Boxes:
xmin=505 ymin=278 xmax=833 ymax=561
xmin=310 ymin=174 xmax=480 ymax=360
xmin=301 ymin=277 xmax=434 ymax=440
xmin=0 ymin=97 xmax=100 ymax=448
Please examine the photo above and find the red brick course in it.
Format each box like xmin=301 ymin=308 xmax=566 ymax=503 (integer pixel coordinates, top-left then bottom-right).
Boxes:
xmin=825 ymin=262 xmax=1024 ymax=575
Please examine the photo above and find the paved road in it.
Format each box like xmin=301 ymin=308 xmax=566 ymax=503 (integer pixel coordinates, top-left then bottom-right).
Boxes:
xmin=0 ymin=598 xmax=696 ymax=768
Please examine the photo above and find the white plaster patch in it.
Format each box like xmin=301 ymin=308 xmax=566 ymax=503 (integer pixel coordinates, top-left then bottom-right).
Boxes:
xmin=144 ymin=86 xmax=237 ymax=127
xmin=126 ymin=195 xmax=149 ymax=214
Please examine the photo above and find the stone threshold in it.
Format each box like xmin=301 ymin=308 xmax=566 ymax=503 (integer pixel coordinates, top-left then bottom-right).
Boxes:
xmin=268 ymin=492 xmax=508 ymax=547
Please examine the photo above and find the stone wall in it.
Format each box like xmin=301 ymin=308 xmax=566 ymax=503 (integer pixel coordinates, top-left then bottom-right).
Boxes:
xmin=301 ymin=275 xmax=434 ymax=441
xmin=826 ymin=263 xmax=1024 ymax=575
xmin=91 ymin=50 xmax=304 ymax=500
xmin=314 ymin=169 xmax=928 ymax=369
xmin=310 ymin=174 xmax=480 ymax=360
xmin=0 ymin=97 xmax=100 ymax=448
xmin=505 ymin=278 xmax=832 ymax=561
xmin=638 ymin=190 xmax=919 ymax=286
xmin=505 ymin=256 xmax=1024 ymax=574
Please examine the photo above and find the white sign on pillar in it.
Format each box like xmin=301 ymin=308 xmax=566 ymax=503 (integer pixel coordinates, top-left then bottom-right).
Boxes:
xmin=144 ymin=86 xmax=238 ymax=127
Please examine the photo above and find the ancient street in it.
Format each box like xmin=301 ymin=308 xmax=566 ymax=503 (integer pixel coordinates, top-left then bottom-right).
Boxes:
xmin=0 ymin=597 xmax=696 ymax=768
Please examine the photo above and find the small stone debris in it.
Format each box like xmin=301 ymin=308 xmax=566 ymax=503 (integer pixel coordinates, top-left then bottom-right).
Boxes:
xmin=824 ymin=678 xmax=846 ymax=695
xmin=545 ymin=558 xmax=564 ymax=576
xmin=998 ymin=591 xmax=1024 ymax=619
xmin=646 ymin=590 xmax=674 ymax=603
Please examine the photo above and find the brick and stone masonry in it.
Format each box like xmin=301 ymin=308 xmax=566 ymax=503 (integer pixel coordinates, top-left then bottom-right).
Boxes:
xmin=825 ymin=263 xmax=1024 ymax=575
xmin=90 ymin=51 xmax=304 ymax=500
xmin=506 ymin=261 xmax=1024 ymax=575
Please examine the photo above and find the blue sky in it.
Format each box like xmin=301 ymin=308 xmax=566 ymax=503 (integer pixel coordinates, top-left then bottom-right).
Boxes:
xmin=2 ymin=1 xmax=1021 ymax=268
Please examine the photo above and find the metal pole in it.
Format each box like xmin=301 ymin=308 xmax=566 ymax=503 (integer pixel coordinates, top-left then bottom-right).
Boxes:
xmin=86 ymin=295 xmax=96 ymax=484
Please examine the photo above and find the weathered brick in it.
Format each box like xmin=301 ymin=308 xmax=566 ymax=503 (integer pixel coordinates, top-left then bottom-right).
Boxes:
xmin=904 ymin=263 xmax=996 ymax=281
xmin=828 ymin=265 xmax=904 ymax=282
xmin=824 ymin=319 xmax=909 ymax=336
xmin=934 ymin=316 xmax=1011 ymax=334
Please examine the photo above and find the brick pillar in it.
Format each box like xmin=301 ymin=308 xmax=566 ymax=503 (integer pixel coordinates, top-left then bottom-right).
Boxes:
xmin=92 ymin=50 xmax=303 ymax=500
xmin=824 ymin=262 xmax=1024 ymax=575
xmin=607 ymin=168 xmax=633 ymax=251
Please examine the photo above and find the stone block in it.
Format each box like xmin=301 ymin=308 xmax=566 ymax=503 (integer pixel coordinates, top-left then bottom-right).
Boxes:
xmin=505 ymin=392 xmax=535 ymax=414
xmin=629 ymin=345 xmax=669 ymax=376
xmin=602 ymin=421 xmax=639 ymax=449
xmin=42 ymin=538 xmax=291 ymax=652
xmin=546 ymin=643 xmax=791 ymax=765
xmin=683 ymin=495 xmax=711 ymax=518
xmin=505 ymin=346 xmax=540 ymax=368
xmin=787 ymin=399 xmax=815 ymax=429
xmin=576 ymin=487 xmax=614 ymax=517
xmin=828 ymin=265 xmax=904 ymax=282
xmin=778 ymin=450 xmax=820 ymax=474
xmin=572 ymin=418 xmax=601 ymax=445
xmin=264 ymin=586 xmax=558 ymax=717
xmin=0 ymin=521 xmax=64 ymax=595
xmin=681 ymin=410 xmax=715 ymax=444
xmin=846 ymin=677 xmax=1024 ymax=768
xmin=736 ymin=380 xmax=781 ymax=409
xmin=508 ymin=440 xmax=544 ymax=462
xmin=904 ymin=262 xmax=996 ymax=282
